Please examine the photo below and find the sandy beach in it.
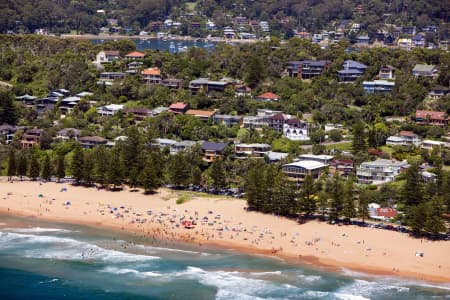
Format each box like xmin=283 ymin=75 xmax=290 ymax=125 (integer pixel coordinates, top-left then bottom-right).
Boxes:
xmin=0 ymin=179 xmax=449 ymax=283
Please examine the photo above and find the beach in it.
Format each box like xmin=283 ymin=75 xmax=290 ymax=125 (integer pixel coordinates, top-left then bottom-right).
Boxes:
xmin=0 ymin=179 xmax=449 ymax=284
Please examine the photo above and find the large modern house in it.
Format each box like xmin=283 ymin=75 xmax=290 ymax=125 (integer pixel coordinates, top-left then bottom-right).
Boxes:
xmin=338 ymin=60 xmax=367 ymax=82
xmin=189 ymin=78 xmax=229 ymax=95
xmin=412 ymin=64 xmax=438 ymax=77
xmin=287 ymin=60 xmax=330 ymax=79
xmin=363 ymin=80 xmax=395 ymax=93
xmin=356 ymin=159 xmax=409 ymax=185
xmin=386 ymin=131 xmax=421 ymax=146
xmin=414 ymin=110 xmax=448 ymax=127
xmin=235 ymin=143 xmax=271 ymax=159
xmin=282 ymin=160 xmax=327 ymax=185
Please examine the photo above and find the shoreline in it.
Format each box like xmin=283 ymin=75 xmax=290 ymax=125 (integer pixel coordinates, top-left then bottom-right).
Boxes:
xmin=59 ymin=33 xmax=259 ymax=44
xmin=0 ymin=180 xmax=449 ymax=284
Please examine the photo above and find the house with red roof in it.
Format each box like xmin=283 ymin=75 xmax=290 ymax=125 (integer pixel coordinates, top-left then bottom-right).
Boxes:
xmin=168 ymin=102 xmax=189 ymax=114
xmin=185 ymin=109 xmax=216 ymax=121
xmin=255 ymin=92 xmax=280 ymax=102
xmin=125 ymin=51 xmax=146 ymax=60
xmin=376 ymin=207 xmax=398 ymax=219
xmin=414 ymin=110 xmax=449 ymax=127
xmin=141 ymin=67 xmax=162 ymax=84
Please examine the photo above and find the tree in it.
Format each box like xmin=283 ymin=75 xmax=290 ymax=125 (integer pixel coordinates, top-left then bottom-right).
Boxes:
xmin=245 ymin=161 xmax=267 ymax=211
xmin=342 ymin=179 xmax=356 ymax=221
xmin=93 ymin=146 xmax=108 ymax=187
xmin=209 ymin=157 xmax=226 ymax=190
xmin=424 ymin=196 xmax=446 ymax=237
xmin=401 ymin=162 xmax=423 ymax=207
xmin=273 ymin=172 xmax=297 ymax=216
xmin=41 ymin=154 xmax=52 ymax=181
xmin=352 ymin=120 xmax=367 ymax=156
xmin=166 ymin=152 xmax=190 ymax=186
xmin=82 ymin=151 xmax=95 ymax=186
xmin=299 ymin=174 xmax=316 ymax=217
xmin=357 ymin=189 xmax=370 ymax=223
xmin=329 ymin=174 xmax=344 ymax=222
xmin=244 ymin=55 xmax=266 ymax=87
xmin=107 ymin=146 xmax=124 ymax=190
xmin=140 ymin=152 xmax=160 ymax=194
xmin=7 ymin=149 xmax=16 ymax=181
xmin=56 ymin=155 xmax=65 ymax=182
xmin=409 ymin=203 xmax=427 ymax=236
xmin=17 ymin=154 xmax=27 ymax=180
xmin=0 ymin=89 xmax=18 ymax=125
xmin=71 ymin=143 xmax=84 ymax=184
xmin=29 ymin=155 xmax=40 ymax=180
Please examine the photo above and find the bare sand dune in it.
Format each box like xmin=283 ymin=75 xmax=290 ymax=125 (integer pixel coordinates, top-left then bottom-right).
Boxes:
xmin=0 ymin=180 xmax=449 ymax=283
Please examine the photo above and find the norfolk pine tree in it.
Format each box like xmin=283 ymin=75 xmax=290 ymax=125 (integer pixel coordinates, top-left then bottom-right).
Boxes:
xmin=7 ymin=149 xmax=16 ymax=181
xmin=41 ymin=154 xmax=52 ymax=181
xmin=71 ymin=143 xmax=84 ymax=184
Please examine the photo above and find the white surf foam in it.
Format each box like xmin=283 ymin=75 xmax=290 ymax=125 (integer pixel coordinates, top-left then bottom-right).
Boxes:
xmin=174 ymin=266 xmax=299 ymax=297
xmin=100 ymin=266 xmax=161 ymax=278
xmin=336 ymin=278 xmax=409 ymax=299
xmin=0 ymin=231 xmax=160 ymax=263
xmin=4 ymin=227 xmax=72 ymax=233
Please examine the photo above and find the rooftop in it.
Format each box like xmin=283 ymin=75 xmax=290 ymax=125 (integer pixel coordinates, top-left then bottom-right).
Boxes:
xmin=284 ymin=160 xmax=326 ymax=170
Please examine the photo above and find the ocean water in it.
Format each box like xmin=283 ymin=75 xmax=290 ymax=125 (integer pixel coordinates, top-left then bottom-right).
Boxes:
xmin=91 ymin=38 xmax=217 ymax=53
xmin=0 ymin=215 xmax=449 ymax=300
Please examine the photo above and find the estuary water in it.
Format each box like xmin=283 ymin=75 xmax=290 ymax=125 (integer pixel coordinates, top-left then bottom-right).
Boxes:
xmin=0 ymin=215 xmax=449 ymax=300
xmin=91 ymin=38 xmax=217 ymax=53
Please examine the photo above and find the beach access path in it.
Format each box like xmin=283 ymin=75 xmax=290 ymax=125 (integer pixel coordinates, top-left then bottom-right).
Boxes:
xmin=0 ymin=179 xmax=449 ymax=283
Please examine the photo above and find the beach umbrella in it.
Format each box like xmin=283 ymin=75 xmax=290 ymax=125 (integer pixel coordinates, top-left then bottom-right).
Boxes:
xmin=60 ymin=188 xmax=67 ymax=192
xmin=38 ymin=194 xmax=43 ymax=197
xmin=66 ymin=201 xmax=71 ymax=205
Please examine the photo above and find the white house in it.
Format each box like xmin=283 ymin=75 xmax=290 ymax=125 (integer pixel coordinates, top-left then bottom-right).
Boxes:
xmin=282 ymin=160 xmax=327 ymax=185
xmin=357 ymin=159 xmax=409 ymax=185
xmin=96 ymin=104 xmax=124 ymax=116
xmin=95 ymin=51 xmax=120 ymax=64
xmin=386 ymin=131 xmax=421 ymax=146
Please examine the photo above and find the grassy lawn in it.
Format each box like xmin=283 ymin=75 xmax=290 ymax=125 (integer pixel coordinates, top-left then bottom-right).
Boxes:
xmin=380 ymin=146 xmax=394 ymax=156
xmin=325 ymin=142 xmax=352 ymax=151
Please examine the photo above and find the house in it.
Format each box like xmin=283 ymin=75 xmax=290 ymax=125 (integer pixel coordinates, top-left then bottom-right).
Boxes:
xmin=99 ymin=72 xmax=126 ymax=82
xmin=149 ymin=106 xmax=169 ymax=117
xmin=56 ymin=128 xmax=81 ymax=141
xmin=185 ymin=109 xmax=216 ymax=121
xmin=412 ymin=64 xmax=438 ymax=77
xmin=127 ymin=61 xmax=143 ymax=70
xmin=161 ymin=78 xmax=184 ymax=89
xmin=142 ymin=68 xmax=162 ymax=84
xmin=36 ymin=97 xmax=58 ymax=114
xmin=266 ymin=113 xmax=289 ymax=131
xmin=356 ymin=35 xmax=370 ymax=45
xmin=287 ymin=60 xmax=330 ymax=79
xmin=294 ymin=31 xmax=311 ymax=39
xmin=282 ymin=160 xmax=327 ymax=185
xmin=96 ymin=50 xmax=120 ymax=63
xmin=386 ymin=131 xmax=420 ymax=146
xmin=235 ymin=85 xmax=251 ymax=97
xmin=235 ymin=143 xmax=271 ymax=159
xmin=201 ymin=141 xmax=227 ymax=162
xmin=378 ymin=65 xmax=395 ymax=80
xmin=338 ymin=60 xmax=367 ymax=82
xmin=375 ymin=207 xmax=398 ymax=220
xmin=20 ymin=128 xmax=43 ymax=149
xmin=125 ymin=51 xmax=145 ymax=60
xmin=153 ymin=138 xmax=177 ymax=151
xmin=168 ymin=102 xmax=189 ymax=114
xmin=223 ymin=27 xmax=236 ymax=39
xmin=0 ymin=125 xmax=21 ymax=144
xmin=356 ymin=159 xmax=409 ymax=185
xmin=421 ymin=171 xmax=437 ymax=183
xmin=428 ymin=86 xmax=449 ymax=99
xmin=123 ymin=107 xmax=151 ymax=121
xmin=96 ymin=104 xmax=124 ymax=116
xmin=59 ymin=96 xmax=81 ymax=114
xmin=414 ymin=110 xmax=448 ymax=127
xmin=79 ymin=136 xmax=108 ymax=148
xmin=297 ymin=154 xmax=334 ymax=165
xmin=213 ymin=114 xmax=242 ymax=127
xmin=189 ymin=78 xmax=229 ymax=95
xmin=363 ymin=80 xmax=395 ymax=93
xmin=170 ymin=140 xmax=197 ymax=155
xmin=283 ymin=119 xmax=310 ymax=141
xmin=243 ymin=115 xmax=269 ymax=129
xmin=267 ymin=151 xmax=289 ymax=162
xmin=255 ymin=92 xmax=280 ymax=102
xmin=420 ymin=140 xmax=448 ymax=150
xmin=329 ymin=159 xmax=354 ymax=177
xmin=412 ymin=34 xmax=426 ymax=47
xmin=397 ymin=38 xmax=412 ymax=50
xmin=16 ymin=94 xmax=37 ymax=107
